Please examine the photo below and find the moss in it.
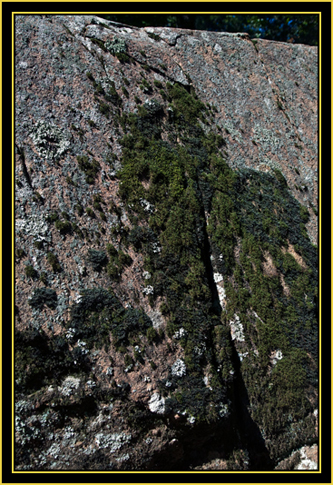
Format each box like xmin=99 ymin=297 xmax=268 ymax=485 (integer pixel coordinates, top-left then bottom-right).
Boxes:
xmin=146 ymin=326 xmax=157 ymax=344
xmin=106 ymin=245 xmax=132 ymax=279
xmin=55 ymin=219 xmax=72 ymax=235
xmin=108 ymin=75 xmax=318 ymax=455
xmin=46 ymin=211 xmax=59 ymax=223
xmin=77 ymin=155 xmax=100 ymax=184
xmin=46 ymin=252 xmax=61 ymax=273
xmin=25 ymin=265 xmax=38 ymax=279
xmin=28 ymin=287 xmax=57 ymax=310
xmin=86 ymin=249 xmax=108 ymax=272
xmin=16 ymin=248 xmax=26 ymax=259
xmin=85 ymin=207 xmax=95 ymax=218
xmin=121 ymin=86 xmax=129 ymax=98
xmin=39 ymin=272 xmax=48 ymax=285
xmin=153 ymin=79 xmax=163 ymax=88
xmin=90 ymin=37 xmax=107 ymax=52
xmin=66 ymin=288 xmax=153 ymax=351
xmin=75 ymin=203 xmax=84 ymax=216
xmin=147 ymin=32 xmax=161 ymax=41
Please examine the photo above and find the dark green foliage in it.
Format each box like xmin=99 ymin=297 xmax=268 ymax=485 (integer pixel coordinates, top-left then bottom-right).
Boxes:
xmin=46 ymin=252 xmax=61 ymax=273
xmin=28 ymin=287 xmax=57 ymax=310
xmin=86 ymin=249 xmax=108 ymax=272
xmin=115 ymin=51 xmax=130 ymax=63
xmin=67 ymin=288 xmax=153 ymax=350
xmin=121 ymin=86 xmax=129 ymax=98
xmin=139 ymin=78 xmax=152 ymax=93
xmin=92 ymin=194 xmax=103 ymax=211
xmin=147 ymin=32 xmax=161 ymax=41
xmin=94 ymin=82 xmax=105 ymax=95
xmin=98 ymin=101 xmax=111 ymax=118
xmin=105 ymin=81 xmax=122 ymax=106
xmin=86 ymin=71 xmax=95 ymax=82
xmin=153 ymin=79 xmax=163 ymax=88
xmin=112 ymin=75 xmax=318 ymax=457
xmin=15 ymin=329 xmax=89 ymax=392
xmin=55 ymin=219 xmax=72 ymax=235
xmin=124 ymin=354 xmax=134 ymax=368
xmin=106 ymin=245 xmax=132 ymax=279
xmin=90 ymin=37 xmax=106 ymax=51
xmin=300 ymin=204 xmax=310 ymax=223
xmin=46 ymin=211 xmax=59 ymax=223
xmin=77 ymin=155 xmax=100 ymax=184
xmin=146 ymin=326 xmax=157 ymax=343
xmin=39 ymin=272 xmax=48 ymax=285
xmin=272 ymin=168 xmax=288 ymax=187
xmin=15 ymin=248 xmax=26 ymax=259
xmin=25 ymin=265 xmax=38 ymax=279
xmin=86 ymin=207 xmax=95 ymax=218
xmin=66 ymin=175 xmax=76 ymax=186
xmin=166 ymin=82 xmax=206 ymax=123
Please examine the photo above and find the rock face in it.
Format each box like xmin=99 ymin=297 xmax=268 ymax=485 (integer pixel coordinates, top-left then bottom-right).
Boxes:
xmin=14 ymin=15 xmax=318 ymax=471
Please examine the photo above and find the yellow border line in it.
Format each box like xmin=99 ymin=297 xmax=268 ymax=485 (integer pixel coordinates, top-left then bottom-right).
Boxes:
xmin=12 ymin=10 xmax=321 ymax=13
xmin=11 ymin=11 xmax=322 ymax=476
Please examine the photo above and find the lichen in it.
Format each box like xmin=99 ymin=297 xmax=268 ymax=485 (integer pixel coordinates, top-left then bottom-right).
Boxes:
xmin=29 ymin=120 xmax=70 ymax=162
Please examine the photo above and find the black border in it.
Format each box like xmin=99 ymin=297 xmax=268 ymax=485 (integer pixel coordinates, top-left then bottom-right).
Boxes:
xmin=4 ymin=1 xmax=331 ymax=483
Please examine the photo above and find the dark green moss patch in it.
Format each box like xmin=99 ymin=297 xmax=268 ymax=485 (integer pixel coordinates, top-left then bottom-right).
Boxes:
xmin=77 ymin=155 xmax=100 ymax=184
xmin=114 ymin=79 xmax=318 ymax=456
xmin=15 ymin=329 xmax=89 ymax=392
xmin=28 ymin=287 xmax=57 ymax=310
xmin=86 ymin=249 xmax=108 ymax=272
xmin=67 ymin=288 xmax=153 ymax=350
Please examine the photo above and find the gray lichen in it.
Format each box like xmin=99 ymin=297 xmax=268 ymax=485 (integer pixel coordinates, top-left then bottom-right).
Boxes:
xmin=105 ymin=37 xmax=127 ymax=55
xmin=30 ymin=120 xmax=70 ymax=162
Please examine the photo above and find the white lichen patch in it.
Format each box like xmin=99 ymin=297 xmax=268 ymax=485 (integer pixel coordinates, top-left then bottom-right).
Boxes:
xmin=194 ymin=343 xmax=206 ymax=356
xmin=139 ymin=198 xmax=155 ymax=213
xmin=147 ymin=309 xmax=164 ymax=329
xmin=295 ymin=445 xmax=318 ymax=470
xmin=16 ymin=214 xmax=49 ymax=241
xmin=77 ymin=339 xmax=89 ymax=354
xmin=171 ymin=358 xmax=186 ymax=377
xmin=213 ymin=272 xmax=223 ymax=283
xmin=142 ymin=285 xmax=154 ymax=295
xmin=238 ymin=351 xmax=249 ymax=362
xmin=94 ymin=431 xmax=132 ymax=452
xmin=271 ymin=349 xmax=283 ymax=365
xmin=115 ymin=453 xmax=130 ymax=463
xmin=148 ymin=392 xmax=165 ymax=414
xmin=152 ymin=241 xmax=161 ymax=253
xmin=217 ymin=285 xmax=226 ymax=308
xmin=218 ymin=403 xmax=230 ymax=418
xmin=230 ymin=314 xmax=245 ymax=342
xmin=105 ymin=37 xmax=127 ymax=55
xmin=65 ymin=327 xmax=76 ymax=339
xmin=59 ymin=376 xmax=81 ymax=396
xmin=30 ymin=120 xmax=70 ymax=162
xmin=173 ymin=327 xmax=187 ymax=339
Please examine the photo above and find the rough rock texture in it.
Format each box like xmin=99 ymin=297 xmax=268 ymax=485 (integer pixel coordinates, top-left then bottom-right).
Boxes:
xmin=15 ymin=15 xmax=318 ymax=472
